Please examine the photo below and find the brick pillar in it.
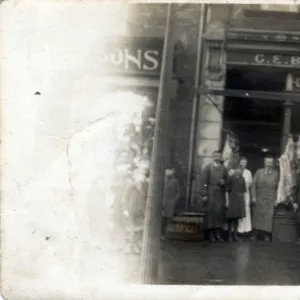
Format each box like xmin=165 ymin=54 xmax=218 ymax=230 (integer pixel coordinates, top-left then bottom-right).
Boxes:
xmin=191 ymin=18 xmax=227 ymax=208
xmin=197 ymin=94 xmax=224 ymax=166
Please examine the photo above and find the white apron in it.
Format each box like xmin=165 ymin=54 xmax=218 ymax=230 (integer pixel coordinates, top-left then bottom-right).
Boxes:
xmin=238 ymin=169 xmax=253 ymax=233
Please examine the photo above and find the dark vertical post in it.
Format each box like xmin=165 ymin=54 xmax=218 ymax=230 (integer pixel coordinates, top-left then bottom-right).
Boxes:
xmin=282 ymin=74 xmax=293 ymax=152
xmin=281 ymin=101 xmax=292 ymax=152
xmin=186 ymin=4 xmax=207 ymax=210
xmin=139 ymin=3 xmax=173 ymax=284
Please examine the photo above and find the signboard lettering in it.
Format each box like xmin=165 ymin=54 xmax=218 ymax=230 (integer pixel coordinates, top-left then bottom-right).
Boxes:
xmin=167 ymin=222 xmax=197 ymax=234
xmin=228 ymin=52 xmax=300 ymax=68
xmin=254 ymin=54 xmax=265 ymax=64
xmin=286 ymin=72 xmax=300 ymax=91
xmin=295 ymin=77 xmax=300 ymax=89
xmin=102 ymin=48 xmax=160 ymax=71
xmin=291 ymin=56 xmax=300 ymax=66
xmin=99 ymin=37 xmax=163 ymax=75
xmin=166 ymin=216 xmax=204 ymax=234
xmin=144 ymin=50 xmax=160 ymax=71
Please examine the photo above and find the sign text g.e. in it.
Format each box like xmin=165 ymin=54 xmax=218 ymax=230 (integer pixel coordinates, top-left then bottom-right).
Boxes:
xmin=227 ymin=52 xmax=300 ymax=69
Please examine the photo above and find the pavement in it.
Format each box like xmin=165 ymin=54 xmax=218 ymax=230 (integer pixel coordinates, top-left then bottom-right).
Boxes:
xmin=160 ymin=239 xmax=300 ymax=285
xmin=121 ymin=239 xmax=300 ymax=285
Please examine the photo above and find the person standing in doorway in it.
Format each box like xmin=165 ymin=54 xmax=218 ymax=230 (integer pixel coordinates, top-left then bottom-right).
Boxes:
xmin=225 ymin=165 xmax=247 ymax=242
xmin=202 ymin=150 xmax=228 ymax=242
xmin=161 ymin=167 xmax=181 ymax=238
xmin=251 ymin=156 xmax=279 ymax=242
xmin=293 ymin=159 xmax=300 ymax=245
xmin=238 ymin=157 xmax=253 ymax=235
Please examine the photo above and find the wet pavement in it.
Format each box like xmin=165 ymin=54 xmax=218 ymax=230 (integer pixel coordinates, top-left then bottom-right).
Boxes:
xmin=159 ymin=240 xmax=300 ymax=285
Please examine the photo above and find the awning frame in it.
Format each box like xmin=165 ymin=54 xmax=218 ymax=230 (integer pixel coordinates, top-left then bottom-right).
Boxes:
xmin=197 ymin=87 xmax=300 ymax=103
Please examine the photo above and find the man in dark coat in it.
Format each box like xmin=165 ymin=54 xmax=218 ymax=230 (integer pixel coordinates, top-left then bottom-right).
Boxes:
xmin=161 ymin=167 xmax=181 ymax=238
xmin=202 ymin=150 xmax=228 ymax=242
xmin=225 ymin=166 xmax=246 ymax=242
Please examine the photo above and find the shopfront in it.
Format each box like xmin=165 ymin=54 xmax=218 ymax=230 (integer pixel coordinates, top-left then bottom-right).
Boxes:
xmin=98 ymin=35 xmax=178 ymax=214
xmin=193 ymin=8 xmax=300 ymax=241
xmin=196 ymin=8 xmax=300 ymax=184
xmin=225 ymin=27 xmax=300 ymax=242
xmin=225 ymin=32 xmax=300 ymax=173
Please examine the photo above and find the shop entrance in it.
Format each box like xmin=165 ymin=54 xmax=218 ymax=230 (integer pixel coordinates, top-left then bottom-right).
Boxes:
xmin=224 ymin=67 xmax=287 ymax=174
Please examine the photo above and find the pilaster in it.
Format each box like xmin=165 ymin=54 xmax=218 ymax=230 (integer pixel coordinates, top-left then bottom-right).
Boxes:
xmin=192 ymin=20 xmax=226 ymax=206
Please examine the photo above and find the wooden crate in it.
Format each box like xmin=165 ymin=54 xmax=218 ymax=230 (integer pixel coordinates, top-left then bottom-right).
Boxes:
xmin=166 ymin=212 xmax=206 ymax=241
xmin=273 ymin=211 xmax=297 ymax=243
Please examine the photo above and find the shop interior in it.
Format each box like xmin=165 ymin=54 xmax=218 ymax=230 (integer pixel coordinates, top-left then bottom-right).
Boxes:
xmin=224 ymin=66 xmax=287 ymax=173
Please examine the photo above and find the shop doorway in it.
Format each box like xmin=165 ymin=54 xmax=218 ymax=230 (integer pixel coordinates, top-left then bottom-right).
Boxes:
xmin=224 ymin=67 xmax=287 ymax=174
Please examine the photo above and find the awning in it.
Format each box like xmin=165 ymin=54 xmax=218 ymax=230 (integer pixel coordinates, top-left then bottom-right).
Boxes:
xmin=197 ymin=87 xmax=300 ymax=103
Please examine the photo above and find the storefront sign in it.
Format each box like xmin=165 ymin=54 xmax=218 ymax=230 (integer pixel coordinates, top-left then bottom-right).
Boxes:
xmin=227 ymin=52 xmax=300 ymax=68
xmin=99 ymin=37 xmax=163 ymax=75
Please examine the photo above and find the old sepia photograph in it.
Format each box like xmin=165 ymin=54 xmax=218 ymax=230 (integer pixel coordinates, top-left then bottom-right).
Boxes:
xmin=2 ymin=1 xmax=300 ymax=299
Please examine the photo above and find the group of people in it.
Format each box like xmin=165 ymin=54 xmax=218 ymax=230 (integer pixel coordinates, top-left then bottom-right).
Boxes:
xmin=114 ymin=149 xmax=300 ymax=254
xmin=202 ymin=150 xmax=300 ymax=243
xmin=115 ymin=166 xmax=181 ymax=254
xmin=113 ymin=169 xmax=148 ymax=254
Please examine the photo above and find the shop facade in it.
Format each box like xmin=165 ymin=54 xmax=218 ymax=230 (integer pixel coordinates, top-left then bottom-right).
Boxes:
xmin=101 ymin=4 xmax=300 ymax=240
xmin=99 ymin=34 xmax=178 ymax=207
xmin=193 ymin=6 xmax=300 ymax=193
xmin=191 ymin=6 xmax=300 ymax=241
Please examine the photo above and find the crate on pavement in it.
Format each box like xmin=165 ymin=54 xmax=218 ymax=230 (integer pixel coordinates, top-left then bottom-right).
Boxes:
xmin=166 ymin=212 xmax=206 ymax=241
xmin=273 ymin=210 xmax=297 ymax=243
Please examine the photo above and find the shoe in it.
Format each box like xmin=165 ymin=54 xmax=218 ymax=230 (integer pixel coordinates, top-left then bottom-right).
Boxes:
xmin=209 ymin=232 xmax=216 ymax=242
xmin=296 ymin=239 xmax=300 ymax=245
xmin=264 ymin=235 xmax=271 ymax=242
xmin=250 ymin=236 xmax=257 ymax=241
xmin=215 ymin=230 xmax=224 ymax=242
xmin=216 ymin=235 xmax=224 ymax=242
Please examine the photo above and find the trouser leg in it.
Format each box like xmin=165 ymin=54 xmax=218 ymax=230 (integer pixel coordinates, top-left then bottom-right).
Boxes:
xmin=250 ymin=229 xmax=258 ymax=241
xmin=263 ymin=230 xmax=271 ymax=242
xmin=215 ymin=227 xmax=224 ymax=241
xmin=161 ymin=217 xmax=169 ymax=240
xmin=209 ymin=228 xmax=216 ymax=242
xmin=161 ymin=217 xmax=166 ymax=235
xmin=228 ymin=220 xmax=233 ymax=242
xmin=296 ymin=224 xmax=300 ymax=244
xmin=232 ymin=219 xmax=239 ymax=241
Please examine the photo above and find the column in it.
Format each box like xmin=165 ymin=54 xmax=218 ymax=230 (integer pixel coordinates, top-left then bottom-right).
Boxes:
xmin=191 ymin=22 xmax=226 ymax=207
xmin=281 ymin=101 xmax=292 ymax=153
